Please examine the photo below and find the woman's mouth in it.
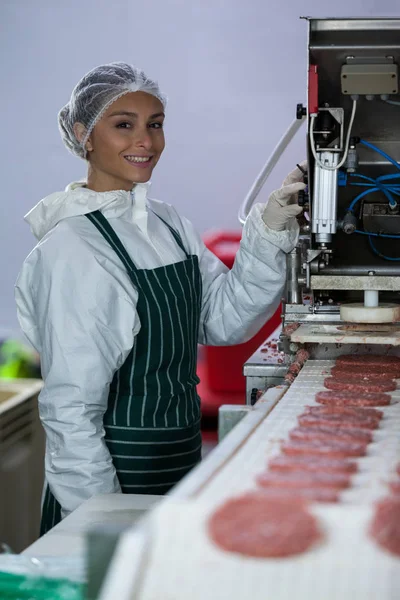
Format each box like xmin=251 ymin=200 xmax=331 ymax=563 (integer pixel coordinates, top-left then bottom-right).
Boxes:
xmin=124 ymin=155 xmax=154 ymax=169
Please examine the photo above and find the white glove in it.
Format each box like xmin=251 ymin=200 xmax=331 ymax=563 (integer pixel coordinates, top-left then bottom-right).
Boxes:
xmin=262 ymin=162 xmax=307 ymax=231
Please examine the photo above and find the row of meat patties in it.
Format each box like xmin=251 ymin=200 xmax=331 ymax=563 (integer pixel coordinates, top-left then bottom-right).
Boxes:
xmin=208 ymin=353 xmax=400 ymax=560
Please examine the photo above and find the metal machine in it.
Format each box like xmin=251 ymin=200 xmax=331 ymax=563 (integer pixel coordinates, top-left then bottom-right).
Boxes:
xmin=242 ymin=16 xmax=400 ymax=402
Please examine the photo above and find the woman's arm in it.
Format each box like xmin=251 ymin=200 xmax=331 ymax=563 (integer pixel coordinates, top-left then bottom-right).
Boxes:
xmin=196 ymin=202 xmax=298 ymax=345
xmin=15 ymin=226 xmax=139 ymax=518
xmin=169 ymin=168 xmax=304 ymax=346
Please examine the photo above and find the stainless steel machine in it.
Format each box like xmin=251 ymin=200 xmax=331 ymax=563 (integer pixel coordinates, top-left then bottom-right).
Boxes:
xmin=243 ymin=16 xmax=400 ymax=403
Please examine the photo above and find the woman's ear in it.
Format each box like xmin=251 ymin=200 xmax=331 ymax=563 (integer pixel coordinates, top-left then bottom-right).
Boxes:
xmin=73 ymin=122 xmax=93 ymax=152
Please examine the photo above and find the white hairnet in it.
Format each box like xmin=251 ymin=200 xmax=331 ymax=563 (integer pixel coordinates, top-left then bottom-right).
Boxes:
xmin=58 ymin=62 xmax=167 ymax=159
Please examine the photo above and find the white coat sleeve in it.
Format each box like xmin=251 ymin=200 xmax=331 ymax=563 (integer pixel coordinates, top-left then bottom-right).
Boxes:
xmin=15 ymin=229 xmax=139 ymax=519
xmin=176 ymin=203 xmax=299 ymax=345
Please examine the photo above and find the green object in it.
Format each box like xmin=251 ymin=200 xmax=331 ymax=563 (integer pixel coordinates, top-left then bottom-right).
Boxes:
xmin=41 ymin=210 xmax=202 ymax=533
xmin=0 ymin=340 xmax=40 ymax=379
xmin=0 ymin=570 xmax=84 ymax=599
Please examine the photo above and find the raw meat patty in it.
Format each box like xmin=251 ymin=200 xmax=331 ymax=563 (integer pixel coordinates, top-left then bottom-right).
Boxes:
xmin=336 ymin=354 xmax=400 ymax=366
xmin=316 ymin=390 xmax=391 ymax=407
xmin=306 ymin=405 xmax=383 ymax=421
xmin=336 ymin=354 xmax=400 ymax=375
xmin=299 ymin=413 xmax=379 ymax=431
xmin=289 ymin=425 xmax=372 ymax=444
xmin=324 ymin=377 xmax=396 ymax=393
xmin=268 ymin=454 xmax=358 ymax=474
xmin=330 ymin=366 xmax=398 ymax=381
xmin=208 ymin=493 xmax=322 ymax=558
xmin=256 ymin=470 xmax=350 ymax=490
xmin=282 ymin=437 xmax=367 ymax=458
xmin=255 ymin=486 xmax=340 ymax=503
xmin=370 ymin=496 xmax=400 ymax=557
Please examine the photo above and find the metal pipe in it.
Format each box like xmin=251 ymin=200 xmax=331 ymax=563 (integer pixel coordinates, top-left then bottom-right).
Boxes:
xmin=316 ymin=264 xmax=400 ymax=276
xmin=286 ymin=248 xmax=301 ymax=304
xmin=238 ymin=116 xmax=306 ymax=225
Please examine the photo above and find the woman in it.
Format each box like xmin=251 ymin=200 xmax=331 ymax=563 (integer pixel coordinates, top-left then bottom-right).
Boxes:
xmin=15 ymin=62 xmax=305 ymax=534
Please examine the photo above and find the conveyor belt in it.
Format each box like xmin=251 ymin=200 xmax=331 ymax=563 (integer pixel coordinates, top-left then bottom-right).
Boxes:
xmin=101 ymin=361 xmax=400 ymax=600
xmin=198 ymin=360 xmax=400 ymax=506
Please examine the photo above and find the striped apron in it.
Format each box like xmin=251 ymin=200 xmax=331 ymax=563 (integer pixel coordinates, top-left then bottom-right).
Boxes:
xmin=40 ymin=209 xmax=202 ymax=534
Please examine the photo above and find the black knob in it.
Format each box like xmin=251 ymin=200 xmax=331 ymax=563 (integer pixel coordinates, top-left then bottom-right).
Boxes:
xmin=296 ymin=104 xmax=306 ymax=120
xmin=250 ymin=388 xmax=259 ymax=406
xmin=298 ymin=188 xmax=309 ymax=207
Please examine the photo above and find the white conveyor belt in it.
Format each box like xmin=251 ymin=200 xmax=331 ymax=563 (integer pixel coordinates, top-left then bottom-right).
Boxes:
xmin=100 ymin=361 xmax=400 ymax=600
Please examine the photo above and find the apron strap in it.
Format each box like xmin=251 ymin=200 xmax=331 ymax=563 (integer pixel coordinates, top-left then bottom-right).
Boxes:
xmin=86 ymin=209 xmax=191 ymax=270
xmin=149 ymin=210 xmax=190 ymax=258
xmin=86 ymin=211 xmax=137 ymax=273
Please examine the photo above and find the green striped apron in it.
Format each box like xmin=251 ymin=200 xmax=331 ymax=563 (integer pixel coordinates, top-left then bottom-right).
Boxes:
xmin=40 ymin=209 xmax=202 ymax=534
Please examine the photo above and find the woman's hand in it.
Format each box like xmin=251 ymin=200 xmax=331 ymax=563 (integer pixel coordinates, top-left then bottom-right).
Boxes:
xmin=262 ymin=161 xmax=307 ymax=231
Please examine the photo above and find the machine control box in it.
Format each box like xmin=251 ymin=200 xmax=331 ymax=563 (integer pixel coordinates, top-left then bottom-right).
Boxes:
xmin=341 ymin=63 xmax=398 ymax=95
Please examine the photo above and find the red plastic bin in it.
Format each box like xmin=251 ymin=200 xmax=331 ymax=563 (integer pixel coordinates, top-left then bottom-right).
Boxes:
xmin=202 ymin=231 xmax=281 ymax=393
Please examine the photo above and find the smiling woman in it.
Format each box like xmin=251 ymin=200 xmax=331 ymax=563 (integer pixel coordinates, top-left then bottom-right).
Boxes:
xmin=15 ymin=61 xmax=305 ymax=536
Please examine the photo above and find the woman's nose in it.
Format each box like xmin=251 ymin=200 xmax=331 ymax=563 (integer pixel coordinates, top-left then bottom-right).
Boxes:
xmin=134 ymin=128 xmax=153 ymax=150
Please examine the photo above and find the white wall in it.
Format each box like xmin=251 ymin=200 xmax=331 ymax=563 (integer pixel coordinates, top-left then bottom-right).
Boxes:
xmin=1 ymin=0 xmax=400 ymax=336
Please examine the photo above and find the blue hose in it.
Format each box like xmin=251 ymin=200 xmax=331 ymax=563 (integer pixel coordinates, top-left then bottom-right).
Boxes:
xmin=355 ymin=230 xmax=400 ymax=239
xmin=349 ymin=182 xmax=396 ymax=206
xmin=360 ymin=139 xmax=400 ymax=171
xmin=349 ymin=188 xmax=380 ymax=212
xmin=368 ymin=235 xmax=400 ymax=261
xmin=345 ymin=142 xmax=400 ymax=259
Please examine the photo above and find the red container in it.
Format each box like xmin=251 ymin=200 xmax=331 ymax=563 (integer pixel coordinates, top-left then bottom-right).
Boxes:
xmin=202 ymin=231 xmax=282 ymax=393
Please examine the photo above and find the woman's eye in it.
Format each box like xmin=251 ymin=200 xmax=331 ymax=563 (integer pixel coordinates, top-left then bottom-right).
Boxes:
xmin=149 ymin=122 xmax=163 ymax=129
xmin=116 ymin=122 xmax=131 ymax=129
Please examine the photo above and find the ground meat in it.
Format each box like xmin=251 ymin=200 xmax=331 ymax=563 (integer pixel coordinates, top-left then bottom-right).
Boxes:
xmin=256 ymin=470 xmax=350 ymax=490
xmin=305 ymin=405 xmax=384 ymax=421
xmin=284 ymin=372 xmax=296 ymax=384
xmin=316 ymin=390 xmax=391 ymax=407
xmin=289 ymin=425 xmax=372 ymax=444
xmin=324 ymin=377 xmax=396 ymax=394
xmin=260 ymin=487 xmax=340 ymax=502
xmin=288 ymin=362 xmax=302 ymax=375
xmin=336 ymin=354 xmax=400 ymax=375
xmin=330 ymin=366 xmax=398 ymax=381
xmin=299 ymin=413 xmax=380 ymax=431
xmin=369 ymin=496 xmax=400 ymax=557
xmin=285 ymin=351 xmax=310 ymax=382
xmin=296 ymin=349 xmax=310 ymax=364
xmin=254 ymin=487 xmax=340 ymax=503
xmin=268 ymin=454 xmax=358 ymax=474
xmin=282 ymin=322 xmax=300 ymax=336
xmin=208 ymin=493 xmax=322 ymax=558
xmin=389 ymin=480 xmax=400 ymax=495
xmin=282 ymin=437 xmax=367 ymax=458
xmin=337 ymin=353 xmax=400 ymax=366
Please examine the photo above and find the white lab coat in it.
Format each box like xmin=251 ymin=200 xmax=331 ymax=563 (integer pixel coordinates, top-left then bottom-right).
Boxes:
xmin=15 ymin=181 xmax=298 ymax=517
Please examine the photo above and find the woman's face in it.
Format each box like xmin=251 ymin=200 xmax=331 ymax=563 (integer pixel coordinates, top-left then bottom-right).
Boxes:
xmin=82 ymin=92 xmax=165 ymax=191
